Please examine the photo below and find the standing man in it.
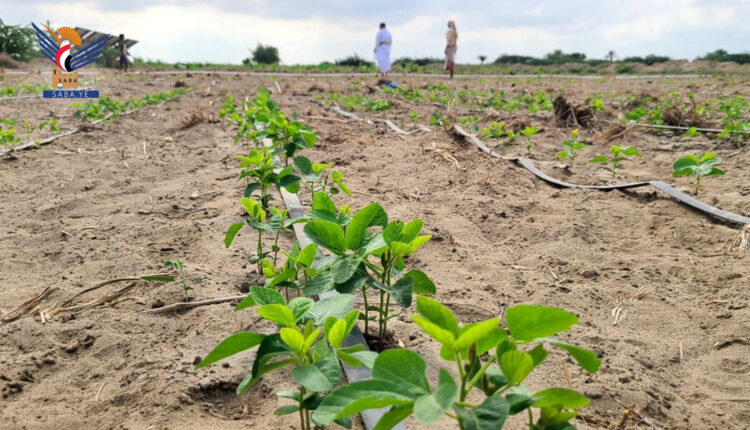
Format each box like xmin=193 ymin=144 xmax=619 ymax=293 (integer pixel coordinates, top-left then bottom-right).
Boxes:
xmin=374 ymin=23 xmax=391 ymax=78
xmin=117 ymin=34 xmax=129 ymax=72
xmin=444 ymin=21 xmax=458 ymax=79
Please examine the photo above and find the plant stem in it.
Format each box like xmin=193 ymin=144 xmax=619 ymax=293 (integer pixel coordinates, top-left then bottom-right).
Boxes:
xmin=362 ymin=286 xmax=369 ymax=336
xmin=527 ymin=408 xmax=533 ymax=429
xmin=465 ymin=355 xmax=496 ymax=394
xmin=378 ymin=290 xmax=385 ymax=350
xmin=299 ymin=386 xmax=307 ymax=430
xmin=455 ymin=351 xmax=467 ymax=401
xmin=257 ymin=232 xmax=263 ymax=273
xmin=381 ymin=292 xmax=391 ymax=349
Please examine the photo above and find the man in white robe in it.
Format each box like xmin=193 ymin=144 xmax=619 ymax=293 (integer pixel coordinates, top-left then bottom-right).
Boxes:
xmin=373 ymin=22 xmax=392 ymax=77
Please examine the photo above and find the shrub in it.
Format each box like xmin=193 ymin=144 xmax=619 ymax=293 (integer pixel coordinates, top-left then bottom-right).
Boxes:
xmin=335 ymin=54 xmax=373 ymax=68
xmin=250 ymin=43 xmax=280 ymax=65
xmin=0 ymin=20 xmax=37 ymax=62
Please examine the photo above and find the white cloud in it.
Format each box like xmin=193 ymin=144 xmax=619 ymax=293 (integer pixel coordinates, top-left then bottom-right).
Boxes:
xmin=2 ymin=0 xmax=748 ymax=64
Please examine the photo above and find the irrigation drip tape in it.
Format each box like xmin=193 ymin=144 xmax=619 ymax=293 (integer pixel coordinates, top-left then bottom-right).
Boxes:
xmin=453 ymin=125 xmax=750 ymax=226
xmin=262 ymin=139 xmax=406 ymax=430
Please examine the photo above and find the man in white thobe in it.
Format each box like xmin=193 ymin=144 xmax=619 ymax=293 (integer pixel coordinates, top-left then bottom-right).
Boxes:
xmin=374 ymin=22 xmax=392 ymax=78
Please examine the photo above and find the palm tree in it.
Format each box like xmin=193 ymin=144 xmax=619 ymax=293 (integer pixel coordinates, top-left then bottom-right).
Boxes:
xmin=606 ymin=50 xmax=617 ymax=62
xmin=478 ymin=55 xmax=487 ymax=64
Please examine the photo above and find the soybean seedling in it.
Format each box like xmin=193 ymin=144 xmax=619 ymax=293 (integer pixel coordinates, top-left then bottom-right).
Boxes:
xmin=556 ymin=129 xmax=587 ymax=161
xmin=409 ymin=112 xmax=420 ymax=122
xmin=590 ymin=145 xmax=641 ymax=176
xmin=313 ymin=298 xmax=601 ymax=430
xmin=684 ymin=126 xmax=701 ymax=138
xmin=520 ymin=125 xmax=539 ymax=156
xmin=0 ymin=119 xmax=21 ymax=155
xmin=673 ymin=153 xmax=725 ymax=194
xmin=196 ymin=290 xmax=372 ymax=430
xmin=163 ymin=259 xmax=204 ymax=301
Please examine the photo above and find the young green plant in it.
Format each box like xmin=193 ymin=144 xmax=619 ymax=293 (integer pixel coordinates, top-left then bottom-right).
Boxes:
xmin=302 ymin=202 xmax=435 ymax=350
xmin=163 ymin=259 xmax=204 ymax=301
xmin=556 ymin=129 xmax=587 ymax=161
xmin=672 ymin=153 xmax=725 ymax=194
xmin=312 ymin=297 xmax=601 ymax=429
xmin=520 ymin=126 xmax=539 ymax=156
xmin=196 ymin=289 xmax=373 ymax=430
xmin=589 ymin=145 xmax=642 ymax=176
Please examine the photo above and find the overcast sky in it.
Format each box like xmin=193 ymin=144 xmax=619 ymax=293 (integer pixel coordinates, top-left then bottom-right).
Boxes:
xmin=2 ymin=0 xmax=748 ymax=64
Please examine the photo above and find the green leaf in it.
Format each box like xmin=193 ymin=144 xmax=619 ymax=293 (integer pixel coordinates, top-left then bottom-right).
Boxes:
xmin=338 ymin=350 xmax=378 ymax=369
xmin=308 ymin=294 xmax=355 ymax=325
xmin=140 ymin=275 xmax=175 ymax=282
xmin=528 ymin=344 xmax=548 ymax=367
xmin=533 ymin=388 xmax=590 ymax=409
xmin=673 ymin=167 xmax=695 ymax=177
xmin=383 ymin=221 xmax=403 ymax=246
xmin=288 ymin=297 xmax=315 ymax=323
xmin=334 ymin=263 xmax=371 ymax=294
xmin=280 ymin=327 xmax=306 ymax=354
xmin=294 ymin=155 xmax=312 ymax=175
xmin=411 ymin=315 xmax=456 ymax=348
xmin=400 ymin=219 xmax=423 ymax=243
xmin=541 ymin=338 xmax=601 ymax=373
xmin=372 ymin=349 xmax=430 ymax=397
xmin=239 ymin=334 xmax=293 ymax=394
xmin=331 ymin=254 xmax=362 ymax=283
xmin=413 ymin=369 xmax=457 ymax=424
xmin=345 ymin=202 xmax=387 ymax=251
xmin=373 ymin=404 xmax=414 ymax=430
xmin=312 ymin=192 xmax=337 ymax=214
xmin=293 ymin=348 xmax=342 ymax=391
xmin=453 ymin=395 xmax=509 ymax=430
xmin=622 ymin=146 xmax=642 ymax=157
xmin=403 ymin=270 xmax=436 ymax=295
xmin=415 ymin=296 xmax=459 ymax=335
xmin=589 ymin=156 xmax=607 ymax=163
xmin=327 ymin=319 xmax=349 ymax=348
xmin=234 ymin=294 xmax=256 ymax=311
xmin=258 ymin=304 xmax=296 ymax=327
xmin=195 ymin=332 xmax=265 ymax=369
xmin=250 ymin=286 xmax=285 ymax=305
xmin=505 ymin=305 xmax=579 ymax=341
xmin=476 ymin=327 xmax=509 ymax=355
xmin=506 ymin=385 xmax=535 ymax=414
xmin=275 ymin=405 xmax=299 ymax=415
xmin=312 ymin=380 xmax=414 ymax=425
xmin=708 ymin=167 xmax=725 ymax=176
xmin=390 ymin=241 xmax=415 ymax=256
xmin=304 ymin=220 xmax=346 ymax=254
xmin=454 ymin=318 xmax=501 ymax=351
xmin=482 ymin=367 xmax=508 ymax=395
xmin=500 ymin=350 xmax=534 ymax=385
xmin=375 ymin=276 xmax=413 ymax=308
xmin=304 ymin=271 xmax=335 ymax=296
xmin=297 ymin=243 xmax=318 ymax=268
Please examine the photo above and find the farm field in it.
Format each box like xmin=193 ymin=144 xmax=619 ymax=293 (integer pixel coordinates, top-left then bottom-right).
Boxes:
xmin=1 ymin=68 xmax=749 ymax=430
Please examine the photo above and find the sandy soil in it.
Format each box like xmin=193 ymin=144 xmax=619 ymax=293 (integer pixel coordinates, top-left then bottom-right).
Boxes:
xmin=1 ymin=68 xmax=749 ymax=430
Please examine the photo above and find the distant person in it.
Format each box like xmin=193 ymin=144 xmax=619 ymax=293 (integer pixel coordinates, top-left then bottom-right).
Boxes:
xmin=374 ymin=22 xmax=392 ymax=78
xmin=117 ymin=34 xmax=129 ymax=72
xmin=444 ymin=21 xmax=458 ymax=78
